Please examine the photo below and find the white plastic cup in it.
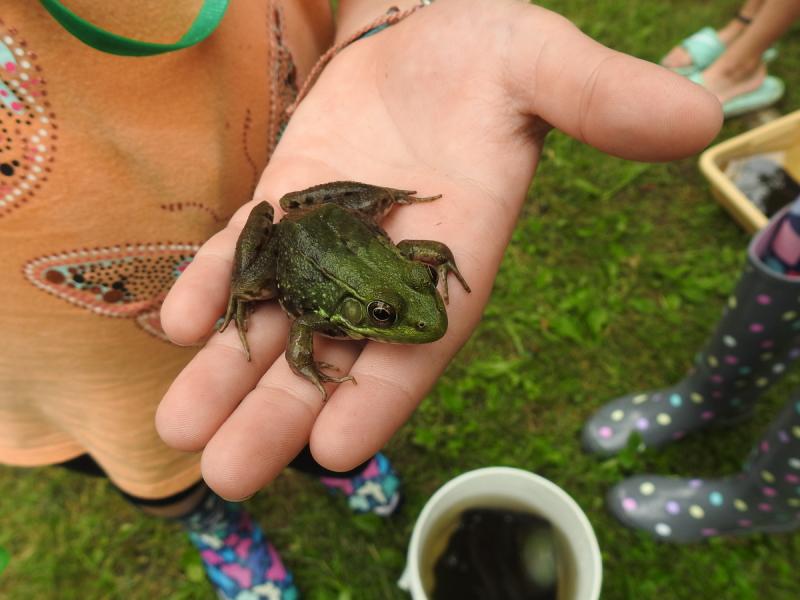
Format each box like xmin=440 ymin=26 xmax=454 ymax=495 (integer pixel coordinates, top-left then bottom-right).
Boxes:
xmin=397 ymin=467 xmax=602 ymax=600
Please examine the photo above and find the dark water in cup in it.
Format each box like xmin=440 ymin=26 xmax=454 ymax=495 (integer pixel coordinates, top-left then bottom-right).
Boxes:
xmin=430 ymin=507 xmax=560 ymax=600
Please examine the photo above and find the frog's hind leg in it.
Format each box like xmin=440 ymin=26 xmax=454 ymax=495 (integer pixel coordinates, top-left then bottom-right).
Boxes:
xmin=279 ymin=181 xmax=442 ymax=224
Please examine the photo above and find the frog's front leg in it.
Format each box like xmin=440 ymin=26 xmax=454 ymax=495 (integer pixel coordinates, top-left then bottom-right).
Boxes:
xmin=286 ymin=314 xmax=356 ymax=401
xmin=219 ymin=201 xmax=278 ymax=361
xmin=397 ymin=240 xmax=471 ymax=304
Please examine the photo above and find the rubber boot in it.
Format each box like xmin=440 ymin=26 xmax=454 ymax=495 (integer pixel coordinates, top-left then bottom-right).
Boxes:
xmin=180 ymin=492 xmax=299 ymax=600
xmin=582 ymin=208 xmax=800 ymax=456
xmin=318 ymin=452 xmax=402 ymax=516
xmin=606 ymin=390 xmax=800 ymax=543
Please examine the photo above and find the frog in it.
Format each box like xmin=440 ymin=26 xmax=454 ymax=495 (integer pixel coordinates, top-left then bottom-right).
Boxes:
xmin=219 ymin=181 xmax=471 ymax=399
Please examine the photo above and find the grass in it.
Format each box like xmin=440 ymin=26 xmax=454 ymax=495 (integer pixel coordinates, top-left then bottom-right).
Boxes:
xmin=3 ymin=0 xmax=800 ymax=598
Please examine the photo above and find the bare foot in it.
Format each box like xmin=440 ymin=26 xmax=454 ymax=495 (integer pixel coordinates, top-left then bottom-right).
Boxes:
xmin=701 ymin=61 xmax=766 ymax=104
xmin=661 ymin=45 xmax=696 ymax=69
xmin=661 ymin=21 xmax=745 ymax=69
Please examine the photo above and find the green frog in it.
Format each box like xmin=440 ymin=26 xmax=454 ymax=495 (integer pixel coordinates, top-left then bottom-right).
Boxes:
xmin=220 ymin=181 xmax=471 ymax=399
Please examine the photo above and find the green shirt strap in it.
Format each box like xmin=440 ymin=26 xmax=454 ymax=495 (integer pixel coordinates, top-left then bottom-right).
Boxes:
xmin=38 ymin=0 xmax=230 ymax=56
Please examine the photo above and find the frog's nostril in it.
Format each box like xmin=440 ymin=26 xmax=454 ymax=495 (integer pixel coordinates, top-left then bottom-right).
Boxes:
xmin=416 ymin=321 xmax=426 ymax=330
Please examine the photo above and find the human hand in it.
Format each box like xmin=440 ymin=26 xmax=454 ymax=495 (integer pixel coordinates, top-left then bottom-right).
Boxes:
xmin=157 ymin=0 xmax=722 ymax=500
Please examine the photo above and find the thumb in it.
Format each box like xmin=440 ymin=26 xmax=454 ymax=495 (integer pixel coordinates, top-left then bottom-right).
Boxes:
xmin=505 ymin=6 xmax=723 ymax=161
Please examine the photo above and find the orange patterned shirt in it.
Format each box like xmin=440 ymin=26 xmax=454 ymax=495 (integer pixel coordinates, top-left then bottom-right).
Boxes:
xmin=0 ymin=0 xmax=332 ymax=498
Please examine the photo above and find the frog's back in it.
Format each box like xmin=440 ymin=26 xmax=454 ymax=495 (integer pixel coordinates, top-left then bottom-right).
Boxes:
xmin=274 ymin=203 xmax=404 ymax=318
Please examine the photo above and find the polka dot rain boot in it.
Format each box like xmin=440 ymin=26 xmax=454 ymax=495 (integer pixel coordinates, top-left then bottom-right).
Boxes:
xmin=582 ymin=206 xmax=800 ymax=457
xmin=318 ymin=452 xmax=402 ymax=516
xmin=180 ymin=492 xmax=299 ymax=600
xmin=607 ymin=391 xmax=800 ymax=543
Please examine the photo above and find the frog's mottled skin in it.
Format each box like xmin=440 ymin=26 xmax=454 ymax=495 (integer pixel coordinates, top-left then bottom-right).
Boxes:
xmin=220 ymin=181 xmax=470 ymax=399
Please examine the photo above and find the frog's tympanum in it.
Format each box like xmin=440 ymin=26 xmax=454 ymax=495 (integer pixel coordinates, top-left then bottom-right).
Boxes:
xmin=220 ymin=181 xmax=470 ymax=399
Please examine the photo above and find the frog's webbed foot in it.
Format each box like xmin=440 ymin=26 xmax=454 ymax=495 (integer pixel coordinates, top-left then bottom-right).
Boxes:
xmin=219 ymin=295 xmax=253 ymax=361
xmin=397 ymin=240 xmax=471 ymax=304
xmin=287 ymin=315 xmax=355 ymax=400
xmin=292 ymin=362 xmax=356 ymax=402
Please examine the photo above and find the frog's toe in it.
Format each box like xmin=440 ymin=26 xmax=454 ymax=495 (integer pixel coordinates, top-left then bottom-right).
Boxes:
xmin=453 ymin=266 xmax=471 ymax=294
xmin=299 ymin=368 xmax=328 ymax=400
xmin=218 ymin=303 xmax=234 ymax=333
xmin=402 ymin=192 xmax=442 ymax=204
xmin=316 ymin=361 xmax=339 ymax=372
xmin=317 ymin=364 xmax=356 ymax=386
xmin=236 ymin=327 xmax=252 ymax=362
xmin=324 ymin=375 xmax=356 ymax=386
xmin=292 ymin=363 xmax=354 ymax=400
xmin=440 ymin=277 xmax=450 ymax=305
xmin=312 ymin=375 xmax=355 ymax=402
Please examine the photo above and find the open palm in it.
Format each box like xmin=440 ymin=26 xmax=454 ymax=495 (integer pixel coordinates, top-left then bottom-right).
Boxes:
xmin=157 ymin=0 xmax=722 ymax=500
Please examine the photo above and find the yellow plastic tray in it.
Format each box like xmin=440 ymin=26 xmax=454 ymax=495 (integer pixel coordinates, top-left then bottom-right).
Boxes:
xmin=699 ymin=109 xmax=800 ymax=233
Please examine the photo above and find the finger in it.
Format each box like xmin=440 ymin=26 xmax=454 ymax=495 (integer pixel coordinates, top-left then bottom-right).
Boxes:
xmin=505 ymin=6 xmax=722 ymax=161
xmin=309 ymin=328 xmax=479 ymax=472
xmin=156 ymin=302 xmax=289 ymax=451
xmin=160 ymin=223 xmax=241 ymax=346
xmin=200 ymin=338 xmax=362 ymax=500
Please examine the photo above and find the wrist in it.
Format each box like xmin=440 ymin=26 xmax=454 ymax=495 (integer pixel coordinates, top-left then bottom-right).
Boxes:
xmin=287 ymin=0 xmax=428 ymax=115
xmin=334 ymin=0 xmax=424 ymax=43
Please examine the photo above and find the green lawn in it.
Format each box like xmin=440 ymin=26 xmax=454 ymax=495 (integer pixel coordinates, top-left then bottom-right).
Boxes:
xmin=2 ymin=1 xmax=800 ymax=598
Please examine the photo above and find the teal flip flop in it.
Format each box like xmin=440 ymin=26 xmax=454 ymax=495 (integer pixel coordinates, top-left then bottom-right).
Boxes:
xmin=662 ymin=27 xmax=725 ymax=75
xmin=661 ymin=26 xmax=778 ymax=76
xmin=689 ymin=72 xmax=785 ymax=118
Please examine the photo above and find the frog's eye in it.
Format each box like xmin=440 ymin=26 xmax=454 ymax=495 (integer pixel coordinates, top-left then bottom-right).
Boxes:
xmin=426 ymin=265 xmax=439 ymax=285
xmin=368 ymin=300 xmax=397 ymax=327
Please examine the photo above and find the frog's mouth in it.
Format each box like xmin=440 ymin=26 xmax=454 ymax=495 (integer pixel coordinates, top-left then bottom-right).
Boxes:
xmin=329 ymin=313 xmax=447 ymax=344
xmin=353 ymin=319 xmax=447 ymax=344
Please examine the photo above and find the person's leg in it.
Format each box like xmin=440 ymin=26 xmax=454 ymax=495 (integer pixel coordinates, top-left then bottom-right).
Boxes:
xmin=155 ymin=486 xmax=299 ymax=600
xmin=131 ymin=446 xmax=401 ymax=598
xmin=130 ymin=442 xmax=404 ymax=598
xmin=57 ymin=455 xmax=298 ymax=599
xmin=58 ymin=454 xmax=209 ymax=518
xmin=57 ymin=446 xmax=400 ymax=598
xmin=661 ymin=0 xmax=764 ymax=70
xmin=700 ymin=0 xmax=800 ymax=103
xmin=287 ymin=444 xmax=371 ymax=477
xmin=120 ymin=481 xmax=208 ymax=517
xmin=57 ymin=453 xmax=109 ymax=478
